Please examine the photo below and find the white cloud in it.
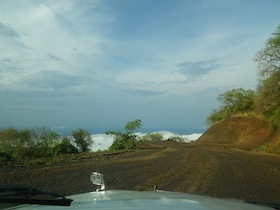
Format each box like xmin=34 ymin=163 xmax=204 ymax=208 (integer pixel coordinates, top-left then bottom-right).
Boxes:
xmin=0 ymin=0 xmax=111 ymax=95
xmin=0 ymin=0 xmax=269 ymax=98
xmin=91 ymin=134 xmax=114 ymax=152
xmin=1 ymin=0 xmax=280 ymax=130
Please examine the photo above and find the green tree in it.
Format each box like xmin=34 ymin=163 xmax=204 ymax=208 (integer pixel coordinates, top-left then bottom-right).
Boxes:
xmin=0 ymin=127 xmax=60 ymax=162
xmin=255 ymin=25 xmax=280 ymax=130
xmin=72 ymin=129 xmax=93 ymax=152
xmin=28 ymin=128 xmax=60 ymax=158
xmin=124 ymin=119 xmax=142 ymax=134
xmin=53 ymin=137 xmax=79 ymax=154
xmin=0 ymin=128 xmax=19 ymax=164
xmin=106 ymin=119 xmax=142 ymax=151
xmin=217 ymin=88 xmax=255 ymax=117
xmin=255 ymin=25 xmax=280 ymax=77
xmin=13 ymin=129 xmax=33 ymax=160
xmin=255 ymin=70 xmax=280 ymax=130
xmin=18 ymin=129 xmax=32 ymax=146
xmin=207 ymin=88 xmax=255 ymax=125
xmin=0 ymin=127 xmax=20 ymax=145
xmin=206 ymin=108 xmax=228 ymax=125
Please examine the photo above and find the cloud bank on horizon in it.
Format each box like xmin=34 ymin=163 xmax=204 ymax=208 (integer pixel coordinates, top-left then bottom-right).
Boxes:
xmin=91 ymin=130 xmax=202 ymax=152
xmin=1 ymin=0 xmax=280 ymax=131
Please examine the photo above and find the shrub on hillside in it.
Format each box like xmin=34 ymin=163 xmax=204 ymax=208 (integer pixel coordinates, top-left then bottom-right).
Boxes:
xmin=141 ymin=133 xmax=163 ymax=142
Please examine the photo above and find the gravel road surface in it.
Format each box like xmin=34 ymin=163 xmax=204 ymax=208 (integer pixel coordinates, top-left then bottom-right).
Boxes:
xmin=1 ymin=141 xmax=280 ymax=205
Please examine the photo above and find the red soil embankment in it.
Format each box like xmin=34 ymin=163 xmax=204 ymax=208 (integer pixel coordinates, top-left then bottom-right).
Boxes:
xmin=197 ymin=117 xmax=280 ymax=154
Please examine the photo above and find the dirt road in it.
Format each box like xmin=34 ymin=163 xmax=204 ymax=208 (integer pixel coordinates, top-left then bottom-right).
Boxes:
xmin=1 ymin=141 xmax=280 ymax=204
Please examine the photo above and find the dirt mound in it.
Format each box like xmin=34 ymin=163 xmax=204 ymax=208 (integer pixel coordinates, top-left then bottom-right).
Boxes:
xmin=197 ymin=117 xmax=280 ymax=154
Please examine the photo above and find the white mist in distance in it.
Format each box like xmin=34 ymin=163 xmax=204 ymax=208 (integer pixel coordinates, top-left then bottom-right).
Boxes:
xmin=90 ymin=134 xmax=115 ymax=152
xmin=90 ymin=131 xmax=203 ymax=152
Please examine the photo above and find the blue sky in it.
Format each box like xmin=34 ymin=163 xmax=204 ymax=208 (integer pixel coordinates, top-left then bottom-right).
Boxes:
xmin=1 ymin=0 xmax=280 ymax=133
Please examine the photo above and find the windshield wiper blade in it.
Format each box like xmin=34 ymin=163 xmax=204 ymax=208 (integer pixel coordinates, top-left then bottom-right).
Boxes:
xmin=0 ymin=185 xmax=73 ymax=206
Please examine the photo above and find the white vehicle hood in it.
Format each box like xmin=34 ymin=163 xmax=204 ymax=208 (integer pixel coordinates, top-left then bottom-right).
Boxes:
xmin=9 ymin=190 xmax=273 ymax=210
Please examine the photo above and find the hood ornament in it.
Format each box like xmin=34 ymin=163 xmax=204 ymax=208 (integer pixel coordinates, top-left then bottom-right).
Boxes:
xmin=90 ymin=172 xmax=105 ymax=191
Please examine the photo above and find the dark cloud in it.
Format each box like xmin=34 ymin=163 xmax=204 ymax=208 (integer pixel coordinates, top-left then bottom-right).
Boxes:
xmin=0 ymin=22 xmax=19 ymax=38
xmin=176 ymin=60 xmax=223 ymax=76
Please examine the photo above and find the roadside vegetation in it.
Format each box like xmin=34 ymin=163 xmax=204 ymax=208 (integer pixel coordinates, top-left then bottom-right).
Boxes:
xmin=106 ymin=119 xmax=187 ymax=151
xmin=207 ymin=25 xmax=280 ymax=131
xmin=106 ymin=119 xmax=142 ymax=151
xmin=0 ymin=119 xmax=187 ymax=166
xmin=0 ymin=127 xmax=93 ymax=166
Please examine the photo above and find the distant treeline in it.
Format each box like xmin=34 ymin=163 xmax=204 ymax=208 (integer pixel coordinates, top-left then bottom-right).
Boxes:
xmin=0 ymin=127 xmax=93 ymax=166
xmin=207 ymin=25 xmax=280 ymax=131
